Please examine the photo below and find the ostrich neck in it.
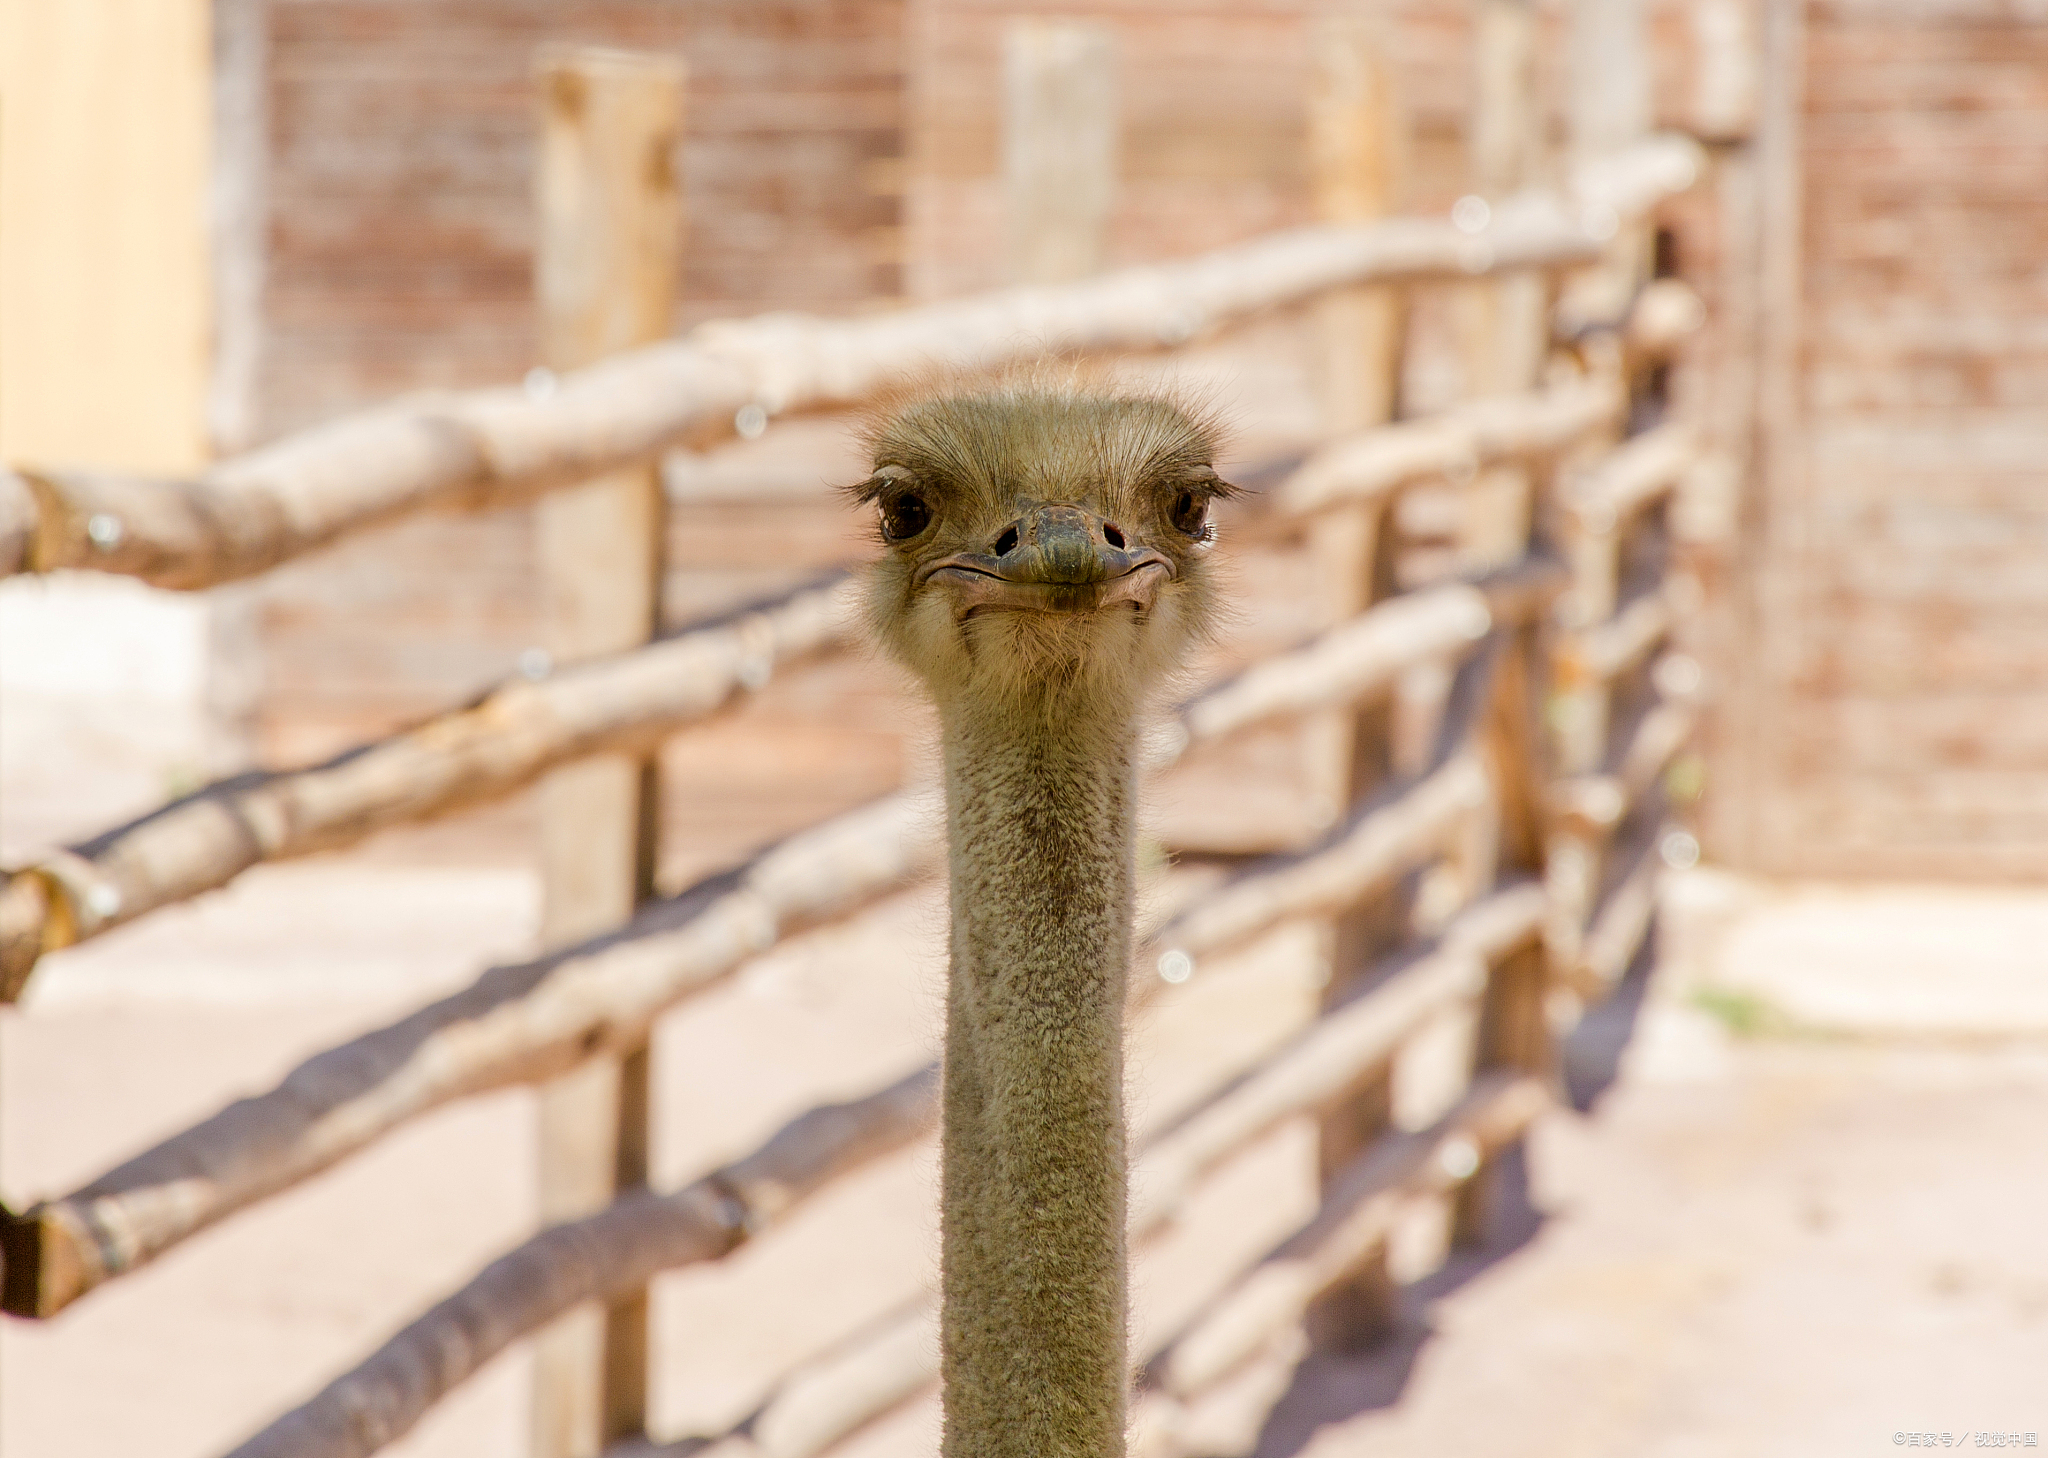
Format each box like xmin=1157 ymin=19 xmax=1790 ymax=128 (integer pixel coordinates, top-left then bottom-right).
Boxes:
xmin=938 ymin=698 xmax=1137 ymax=1458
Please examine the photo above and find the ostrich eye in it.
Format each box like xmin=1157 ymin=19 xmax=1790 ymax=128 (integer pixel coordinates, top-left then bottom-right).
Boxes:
xmin=880 ymin=492 xmax=932 ymax=541
xmin=1169 ymin=488 xmax=1209 ymax=538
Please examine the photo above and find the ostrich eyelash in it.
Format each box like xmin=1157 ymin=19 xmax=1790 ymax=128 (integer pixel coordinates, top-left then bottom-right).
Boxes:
xmin=847 ymin=463 xmax=918 ymax=506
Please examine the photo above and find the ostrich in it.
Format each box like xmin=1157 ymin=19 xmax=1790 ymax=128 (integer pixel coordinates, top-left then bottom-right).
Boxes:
xmin=850 ymin=374 xmax=1233 ymax=1458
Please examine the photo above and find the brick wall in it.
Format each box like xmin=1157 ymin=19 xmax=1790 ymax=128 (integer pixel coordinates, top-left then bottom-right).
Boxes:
xmin=904 ymin=0 xmax=1523 ymax=304
xmin=258 ymin=0 xmax=904 ymax=436
xmin=1732 ymin=0 xmax=2048 ymax=878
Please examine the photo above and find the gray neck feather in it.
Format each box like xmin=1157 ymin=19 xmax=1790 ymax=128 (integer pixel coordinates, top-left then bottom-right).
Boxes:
xmin=938 ymin=697 xmax=1135 ymax=1458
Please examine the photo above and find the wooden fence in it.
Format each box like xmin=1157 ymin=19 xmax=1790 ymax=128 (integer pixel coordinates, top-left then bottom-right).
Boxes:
xmin=0 ymin=23 xmax=1718 ymax=1458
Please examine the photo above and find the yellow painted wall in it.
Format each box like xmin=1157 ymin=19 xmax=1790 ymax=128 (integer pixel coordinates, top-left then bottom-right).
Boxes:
xmin=0 ymin=0 xmax=212 ymax=473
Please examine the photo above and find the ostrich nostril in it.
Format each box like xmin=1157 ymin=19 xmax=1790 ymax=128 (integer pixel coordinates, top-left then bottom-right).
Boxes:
xmin=1102 ymin=522 xmax=1125 ymax=548
xmin=993 ymin=525 xmax=1021 ymax=557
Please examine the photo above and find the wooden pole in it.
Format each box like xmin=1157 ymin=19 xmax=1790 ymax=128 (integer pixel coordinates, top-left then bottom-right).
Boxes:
xmin=1433 ymin=0 xmax=1546 ymax=909
xmin=1308 ymin=18 xmax=1408 ymax=438
xmin=3 ymin=137 xmax=1703 ymax=596
xmin=0 ymin=576 xmax=854 ymax=1002
xmin=1567 ymin=0 xmax=1655 ymax=324
xmin=1544 ymin=0 xmax=1656 ymax=1002
xmin=1564 ymin=0 xmax=1654 ymax=485
xmin=1544 ymin=424 xmax=1643 ymax=994
xmin=1444 ymin=0 xmax=1550 ymax=1250
xmin=1451 ymin=688 xmax=1548 ymax=1245
xmin=1302 ymin=16 xmax=1411 ymax=1351
xmin=1457 ymin=0 xmax=1550 ymax=572
xmin=1003 ymin=20 xmax=1118 ymax=285
xmin=528 ymin=46 xmax=685 ymax=1458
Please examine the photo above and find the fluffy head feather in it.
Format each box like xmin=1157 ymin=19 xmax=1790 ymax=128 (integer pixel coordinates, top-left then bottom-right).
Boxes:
xmin=849 ymin=369 xmax=1236 ymax=736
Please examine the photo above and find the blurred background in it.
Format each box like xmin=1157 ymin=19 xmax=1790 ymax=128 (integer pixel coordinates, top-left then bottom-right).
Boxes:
xmin=1 ymin=1 xmax=2044 ymax=1456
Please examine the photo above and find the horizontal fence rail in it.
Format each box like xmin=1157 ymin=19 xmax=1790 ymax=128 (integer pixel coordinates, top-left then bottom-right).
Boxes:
xmin=1273 ymin=375 xmax=1622 ymax=518
xmin=0 ymin=577 xmax=858 ymax=996
xmin=0 ymin=140 xmax=1699 ymax=590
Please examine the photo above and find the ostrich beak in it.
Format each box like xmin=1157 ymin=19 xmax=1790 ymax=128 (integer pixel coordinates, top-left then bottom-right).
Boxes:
xmin=916 ymin=504 xmax=1174 ymax=616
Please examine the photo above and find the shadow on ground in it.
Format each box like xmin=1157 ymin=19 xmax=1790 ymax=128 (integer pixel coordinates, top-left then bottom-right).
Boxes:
xmin=1246 ymin=932 xmax=1658 ymax=1458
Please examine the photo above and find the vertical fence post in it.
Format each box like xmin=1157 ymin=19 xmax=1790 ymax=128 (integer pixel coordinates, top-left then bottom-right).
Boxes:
xmin=1308 ymin=18 xmax=1407 ymax=438
xmin=1546 ymin=0 xmax=1651 ymax=991
xmin=1423 ymin=0 xmax=1547 ymax=928
xmin=1302 ymin=18 xmax=1412 ymax=1352
xmin=1459 ymin=0 xmax=1549 ymax=570
xmin=1443 ymin=0 xmax=1554 ymax=1250
xmin=527 ymin=46 xmax=685 ymax=1458
xmin=1451 ymin=641 xmax=1552 ymax=1248
xmin=1569 ymin=0 xmax=1655 ymax=326
xmin=1003 ymin=20 xmax=1118 ymax=285
xmin=1544 ymin=509 xmax=1621 ymax=996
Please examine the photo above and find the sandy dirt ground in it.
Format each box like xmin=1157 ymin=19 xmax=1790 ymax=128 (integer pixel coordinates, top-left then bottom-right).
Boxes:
xmin=3 ymin=681 xmax=2046 ymax=1458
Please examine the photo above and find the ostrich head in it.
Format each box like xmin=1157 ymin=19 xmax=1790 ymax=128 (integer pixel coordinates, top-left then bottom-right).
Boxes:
xmin=851 ymin=376 xmax=1235 ymax=729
